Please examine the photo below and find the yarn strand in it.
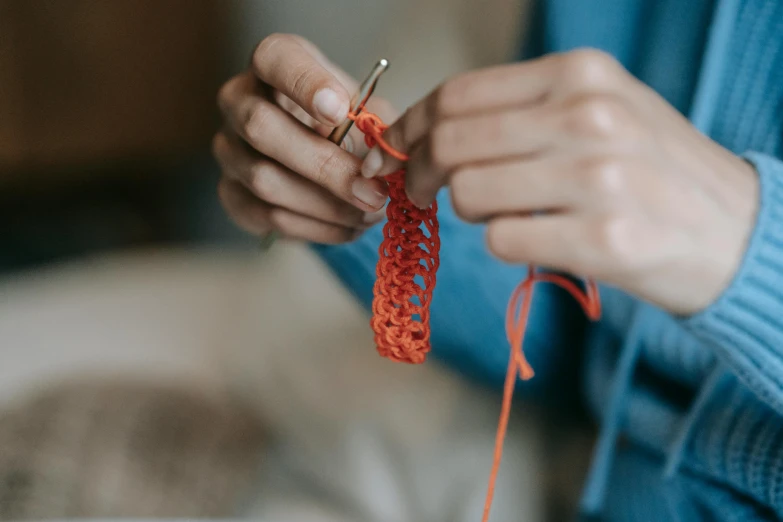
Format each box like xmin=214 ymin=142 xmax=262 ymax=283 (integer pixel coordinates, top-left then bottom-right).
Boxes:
xmin=482 ymin=269 xmax=601 ymax=521
xmin=349 ymin=110 xmax=601 ymax=522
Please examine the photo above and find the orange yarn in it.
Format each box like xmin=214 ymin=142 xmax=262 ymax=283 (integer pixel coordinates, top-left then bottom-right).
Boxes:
xmin=349 ymin=110 xmax=602 ymax=522
xmin=350 ymin=111 xmax=441 ymax=364
xmin=485 ymin=269 xmax=600 ymax=521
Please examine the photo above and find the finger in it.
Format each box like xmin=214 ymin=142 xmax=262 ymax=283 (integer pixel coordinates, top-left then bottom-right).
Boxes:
xmin=421 ymin=49 xmax=625 ymax=118
xmin=435 ymin=105 xmax=562 ymax=166
xmin=285 ymin=35 xmax=374 ymax=158
xmin=448 ymin=158 xmax=574 ymax=221
xmin=401 ymin=139 xmax=446 ymax=209
xmin=251 ymin=33 xmax=351 ymax=126
xmin=367 ymin=100 xmax=558 ymax=187
xmin=360 ymin=93 xmax=440 ymax=179
xmin=283 ymin=35 xmax=386 ymax=159
xmin=270 ymin=208 xmax=362 ymax=245
xmin=449 ymin=154 xmax=631 ymax=221
xmin=259 ymin=36 xmax=397 ymax=160
xmin=218 ymin=177 xmax=362 ymax=244
xmin=398 ymin=105 xmax=559 ymax=208
xmin=213 ymin=131 xmax=386 ymax=228
xmin=217 ymin=177 xmax=273 ymax=236
xmin=220 ymin=92 xmax=388 ymax=211
xmin=485 ymin=214 xmax=596 ymax=273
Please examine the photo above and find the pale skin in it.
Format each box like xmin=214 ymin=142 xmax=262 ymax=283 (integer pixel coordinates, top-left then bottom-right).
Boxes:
xmin=214 ymin=34 xmax=396 ymax=243
xmin=215 ymin=34 xmax=759 ymax=316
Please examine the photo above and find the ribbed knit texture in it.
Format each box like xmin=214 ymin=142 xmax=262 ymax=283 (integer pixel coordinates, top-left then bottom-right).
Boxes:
xmin=313 ymin=0 xmax=783 ymax=519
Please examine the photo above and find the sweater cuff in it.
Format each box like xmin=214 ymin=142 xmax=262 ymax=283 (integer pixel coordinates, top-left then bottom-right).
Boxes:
xmin=682 ymin=151 xmax=783 ymax=411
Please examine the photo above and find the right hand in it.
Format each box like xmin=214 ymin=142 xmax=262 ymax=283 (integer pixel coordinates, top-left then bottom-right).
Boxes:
xmin=214 ymin=34 xmax=396 ymax=243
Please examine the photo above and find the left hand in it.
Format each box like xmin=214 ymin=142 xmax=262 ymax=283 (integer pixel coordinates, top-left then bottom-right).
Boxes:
xmin=360 ymin=49 xmax=759 ymax=316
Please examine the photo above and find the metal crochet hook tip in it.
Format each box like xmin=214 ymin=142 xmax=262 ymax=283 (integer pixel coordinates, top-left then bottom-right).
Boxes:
xmin=328 ymin=59 xmax=389 ymax=146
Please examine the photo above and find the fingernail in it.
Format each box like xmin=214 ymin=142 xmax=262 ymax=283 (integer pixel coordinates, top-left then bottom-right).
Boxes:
xmin=361 ymin=147 xmax=383 ymax=178
xmin=352 ymin=177 xmax=388 ymax=209
xmin=363 ymin=207 xmax=387 ymax=224
xmin=313 ymin=88 xmax=347 ymax=125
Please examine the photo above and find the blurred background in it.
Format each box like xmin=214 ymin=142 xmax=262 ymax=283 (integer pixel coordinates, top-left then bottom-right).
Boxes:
xmin=0 ymin=2 xmax=593 ymax=522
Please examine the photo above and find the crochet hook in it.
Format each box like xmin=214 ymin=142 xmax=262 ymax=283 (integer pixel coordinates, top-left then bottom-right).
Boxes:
xmin=328 ymin=58 xmax=389 ymax=145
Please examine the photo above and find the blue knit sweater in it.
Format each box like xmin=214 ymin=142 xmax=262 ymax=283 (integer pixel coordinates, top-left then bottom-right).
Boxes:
xmin=315 ymin=0 xmax=783 ymax=519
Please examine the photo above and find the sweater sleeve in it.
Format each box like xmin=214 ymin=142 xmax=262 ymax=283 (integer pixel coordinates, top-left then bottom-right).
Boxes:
xmin=311 ymin=189 xmax=589 ymax=404
xmin=682 ymin=151 xmax=783 ymax=415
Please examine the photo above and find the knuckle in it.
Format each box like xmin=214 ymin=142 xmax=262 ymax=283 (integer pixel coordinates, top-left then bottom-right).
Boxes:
xmin=313 ymin=147 xmax=343 ymax=187
xmin=211 ymin=132 xmax=228 ymax=161
xmin=562 ymin=48 xmax=620 ymax=88
xmin=449 ymin=168 xmax=481 ymax=222
xmin=242 ymin=104 xmax=272 ymax=144
xmin=399 ymin=106 xmax=419 ymax=149
xmin=266 ymin=207 xmax=287 ymax=231
xmin=249 ymin=164 xmax=282 ymax=202
xmin=581 ymin=156 xmax=627 ymax=196
xmin=289 ymin=64 xmax=317 ymax=102
xmin=591 ymin=215 xmax=639 ymax=270
xmin=428 ymin=122 xmax=456 ymax=170
xmin=432 ymin=77 xmax=464 ymax=119
xmin=485 ymin=221 xmax=515 ymax=262
xmin=566 ymin=93 xmax=630 ymax=138
xmin=216 ymin=83 xmax=230 ymax=112
xmin=216 ymin=76 xmax=242 ymax=112
xmin=252 ymin=33 xmax=291 ymax=69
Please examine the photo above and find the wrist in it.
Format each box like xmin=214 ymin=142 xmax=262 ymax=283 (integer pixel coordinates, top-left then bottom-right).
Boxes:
xmin=654 ymin=154 xmax=759 ymax=317
xmin=679 ymin=153 xmax=763 ymax=317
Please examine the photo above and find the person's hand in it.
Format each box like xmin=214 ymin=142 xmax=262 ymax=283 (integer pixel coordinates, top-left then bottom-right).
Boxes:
xmin=361 ymin=49 xmax=759 ymax=315
xmin=214 ymin=34 xmax=397 ymax=244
